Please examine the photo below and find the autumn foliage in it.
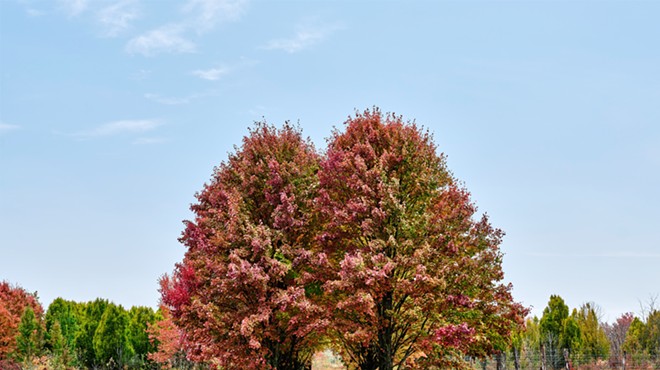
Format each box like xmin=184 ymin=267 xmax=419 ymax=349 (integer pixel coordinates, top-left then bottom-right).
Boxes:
xmin=0 ymin=281 xmax=44 ymax=360
xmin=314 ymin=110 xmax=527 ymax=369
xmin=161 ymin=109 xmax=527 ymax=369
xmin=162 ymin=122 xmax=322 ymax=369
xmin=147 ymin=305 xmax=188 ymax=368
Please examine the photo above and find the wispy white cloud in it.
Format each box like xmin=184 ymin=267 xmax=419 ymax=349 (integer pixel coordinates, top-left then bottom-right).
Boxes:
xmin=75 ymin=119 xmax=161 ymax=138
xmin=26 ymin=8 xmax=45 ymax=17
xmin=263 ymin=22 xmax=342 ymax=53
xmin=59 ymin=0 xmax=88 ymax=17
xmin=0 ymin=123 xmax=20 ymax=135
xmin=144 ymin=91 xmax=215 ymax=105
xmin=183 ymin=0 xmax=248 ymax=32
xmin=124 ymin=1 xmax=248 ymax=57
xmin=97 ymin=0 xmax=140 ymax=37
xmin=190 ymin=57 xmax=258 ymax=81
xmin=126 ymin=24 xmax=195 ymax=56
xmin=133 ymin=137 xmax=168 ymax=145
xmin=191 ymin=66 xmax=229 ymax=81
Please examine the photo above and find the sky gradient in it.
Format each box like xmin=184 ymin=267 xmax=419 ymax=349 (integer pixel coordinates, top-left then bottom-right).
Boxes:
xmin=1 ymin=0 xmax=659 ymax=323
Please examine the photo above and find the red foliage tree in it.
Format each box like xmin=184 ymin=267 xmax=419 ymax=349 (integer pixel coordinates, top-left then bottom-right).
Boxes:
xmin=604 ymin=312 xmax=634 ymax=366
xmin=148 ymin=305 xmax=187 ymax=369
xmin=161 ymin=122 xmax=322 ymax=369
xmin=313 ymin=109 xmax=527 ymax=369
xmin=0 ymin=281 xmax=44 ymax=360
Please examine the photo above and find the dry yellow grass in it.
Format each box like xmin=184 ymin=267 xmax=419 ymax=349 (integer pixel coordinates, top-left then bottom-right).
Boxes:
xmin=311 ymin=349 xmax=346 ymax=370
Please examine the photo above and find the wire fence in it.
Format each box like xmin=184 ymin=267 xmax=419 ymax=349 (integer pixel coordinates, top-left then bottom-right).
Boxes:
xmin=473 ymin=353 xmax=660 ymax=370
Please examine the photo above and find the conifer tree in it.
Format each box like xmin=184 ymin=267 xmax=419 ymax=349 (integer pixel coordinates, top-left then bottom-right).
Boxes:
xmin=93 ymin=303 xmax=133 ymax=367
xmin=15 ymin=306 xmax=42 ymax=363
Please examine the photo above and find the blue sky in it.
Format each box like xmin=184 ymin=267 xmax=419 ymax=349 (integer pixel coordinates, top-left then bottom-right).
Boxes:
xmin=1 ymin=0 xmax=658 ymax=322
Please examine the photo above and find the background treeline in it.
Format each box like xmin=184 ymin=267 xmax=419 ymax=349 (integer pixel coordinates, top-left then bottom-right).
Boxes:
xmin=479 ymin=295 xmax=660 ymax=370
xmin=3 ymin=281 xmax=659 ymax=370
xmin=0 ymin=280 xmax=198 ymax=370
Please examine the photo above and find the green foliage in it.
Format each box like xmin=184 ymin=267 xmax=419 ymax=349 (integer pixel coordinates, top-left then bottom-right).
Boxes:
xmin=18 ymin=296 xmax=167 ymax=369
xmin=76 ymin=298 xmax=109 ymax=367
xmin=560 ymin=311 xmax=581 ymax=357
xmin=47 ymin=320 xmax=68 ymax=369
xmin=48 ymin=320 xmax=64 ymax=357
xmin=127 ymin=306 xmax=157 ymax=360
xmin=540 ymin=295 xmax=569 ymax=367
xmin=540 ymin=295 xmax=569 ymax=341
xmin=646 ymin=310 xmax=660 ymax=356
xmin=624 ymin=310 xmax=660 ymax=357
xmin=574 ymin=303 xmax=609 ymax=362
xmin=514 ymin=317 xmax=542 ymax=370
xmin=624 ymin=317 xmax=646 ymax=355
xmin=93 ymin=303 xmax=134 ymax=367
xmin=45 ymin=297 xmax=82 ymax=366
xmin=523 ymin=317 xmax=541 ymax=351
xmin=15 ymin=306 xmax=42 ymax=362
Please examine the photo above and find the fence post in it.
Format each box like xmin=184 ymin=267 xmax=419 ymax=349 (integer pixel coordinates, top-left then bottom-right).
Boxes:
xmin=622 ymin=351 xmax=626 ymax=370
xmin=540 ymin=343 xmax=546 ymax=370
xmin=513 ymin=346 xmax=520 ymax=370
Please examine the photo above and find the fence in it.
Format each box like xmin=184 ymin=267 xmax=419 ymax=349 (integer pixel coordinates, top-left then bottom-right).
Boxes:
xmin=473 ymin=353 xmax=660 ymax=370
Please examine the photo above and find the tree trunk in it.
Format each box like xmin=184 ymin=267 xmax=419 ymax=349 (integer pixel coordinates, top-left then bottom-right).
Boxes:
xmin=496 ymin=351 xmax=505 ymax=370
xmin=359 ymin=346 xmax=380 ymax=370
xmin=376 ymin=291 xmax=394 ymax=370
xmin=513 ymin=346 xmax=520 ymax=370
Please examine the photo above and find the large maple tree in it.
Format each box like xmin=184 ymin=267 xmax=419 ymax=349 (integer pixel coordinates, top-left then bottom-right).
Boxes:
xmin=314 ymin=109 xmax=526 ymax=369
xmin=161 ymin=122 xmax=323 ymax=369
xmin=162 ymin=110 xmax=525 ymax=370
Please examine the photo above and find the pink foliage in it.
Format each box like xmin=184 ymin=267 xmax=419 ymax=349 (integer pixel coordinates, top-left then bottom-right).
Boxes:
xmin=314 ymin=109 xmax=527 ymax=368
xmin=434 ymin=323 xmax=476 ymax=349
xmin=147 ymin=306 xmax=187 ymax=368
xmin=160 ymin=122 xmax=322 ymax=369
xmin=161 ymin=110 xmax=527 ymax=369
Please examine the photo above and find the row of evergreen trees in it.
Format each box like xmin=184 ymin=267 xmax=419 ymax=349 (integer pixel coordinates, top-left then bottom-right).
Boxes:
xmin=504 ymin=295 xmax=660 ymax=370
xmin=10 ymin=297 xmax=160 ymax=369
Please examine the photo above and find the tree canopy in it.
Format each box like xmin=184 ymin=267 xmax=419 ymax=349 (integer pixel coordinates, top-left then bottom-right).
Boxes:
xmin=161 ymin=109 xmax=527 ymax=370
xmin=314 ymin=110 xmax=526 ymax=369
xmin=162 ymin=122 xmax=322 ymax=369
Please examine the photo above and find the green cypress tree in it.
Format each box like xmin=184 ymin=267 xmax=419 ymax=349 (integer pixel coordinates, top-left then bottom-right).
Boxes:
xmin=93 ymin=303 xmax=133 ymax=368
xmin=540 ymin=295 xmax=569 ymax=368
xmin=623 ymin=317 xmax=645 ymax=354
xmin=560 ymin=310 xmax=581 ymax=363
xmin=76 ymin=298 xmax=109 ymax=367
xmin=645 ymin=310 xmax=660 ymax=356
xmin=45 ymin=298 xmax=82 ymax=367
xmin=127 ymin=306 xmax=157 ymax=363
xmin=15 ymin=306 xmax=42 ymax=363
xmin=574 ymin=303 xmax=609 ymax=363
xmin=48 ymin=320 xmax=67 ymax=369
xmin=48 ymin=320 xmax=64 ymax=357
